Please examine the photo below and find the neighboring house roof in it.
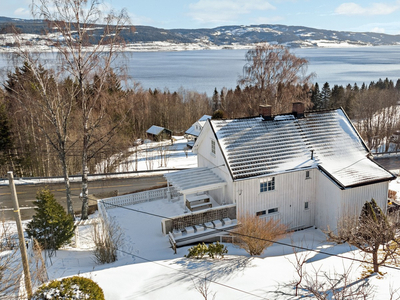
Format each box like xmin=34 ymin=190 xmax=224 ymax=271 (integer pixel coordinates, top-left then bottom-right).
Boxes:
xmin=198 ymin=108 xmax=395 ymax=188
xmin=185 ymin=115 xmax=212 ymax=137
xmin=146 ymin=125 xmax=170 ymax=135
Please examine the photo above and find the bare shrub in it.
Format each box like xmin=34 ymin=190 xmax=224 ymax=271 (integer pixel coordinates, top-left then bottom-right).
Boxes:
xmin=0 ymin=217 xmax=21 ymax=299
xmin=192 ymin=276 xmax=216 ymax=300
xmin=92 ymin=216 xmax=124 ymax=264
xmin=327 ymin=199 xmax=399 ymax=273
xmin=231 ymin=213 xmax=287 ymax=256
xmin=300 ymin=264 xmax=374 ymax=300
xmin=287 ymin=241 xmax=311 ymax=296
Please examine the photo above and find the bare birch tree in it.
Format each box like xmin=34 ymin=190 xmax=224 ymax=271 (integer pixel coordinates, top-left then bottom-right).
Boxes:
xmin=31 ymin=0 xmax=131 ymax=219
xmin=238 ymin=44 xmax=314 ymax=113
xmin=4 ymin=61 xmax=76 ymax=216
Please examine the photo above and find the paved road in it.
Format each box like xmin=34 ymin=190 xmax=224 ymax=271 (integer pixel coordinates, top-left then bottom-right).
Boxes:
xmin=0 ymin=175 xmax=166 ymax=221
xmin=374 ymin=156 xmax=400 ymax=172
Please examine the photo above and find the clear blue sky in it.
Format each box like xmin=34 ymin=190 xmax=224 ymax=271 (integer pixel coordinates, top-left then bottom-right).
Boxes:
xmin=3 ymin=0 xmax=400 ymax=34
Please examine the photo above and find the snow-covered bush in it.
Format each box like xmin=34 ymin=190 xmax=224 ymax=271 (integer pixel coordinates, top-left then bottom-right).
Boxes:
xmin=207 ymin=241 xmax=228 ymax=259
xmin=185 ymin=242 xmax=228 ymax=259
xmin=32 ymin=276 xmax=104 ymax=300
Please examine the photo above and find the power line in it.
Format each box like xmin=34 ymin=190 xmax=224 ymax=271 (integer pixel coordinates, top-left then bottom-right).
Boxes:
xmin=100 ymin=201 xmax=400 ymax=272
xmin=76 ymin=235 xmax=267 ymax=299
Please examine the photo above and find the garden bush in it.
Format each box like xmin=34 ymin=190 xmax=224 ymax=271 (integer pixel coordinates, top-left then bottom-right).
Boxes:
xmin=32 ymin=276 xmax=104 ymax=300
xmin=185 ymin=242 xmax=228 ymax=259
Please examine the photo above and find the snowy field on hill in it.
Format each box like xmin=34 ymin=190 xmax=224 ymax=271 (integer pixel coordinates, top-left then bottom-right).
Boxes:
xmin=1 ymin=135 xmax=400 ymax=299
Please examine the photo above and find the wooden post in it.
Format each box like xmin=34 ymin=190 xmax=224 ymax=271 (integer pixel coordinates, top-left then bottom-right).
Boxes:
xmin=8 ymin=171 xmax=33 ymax=298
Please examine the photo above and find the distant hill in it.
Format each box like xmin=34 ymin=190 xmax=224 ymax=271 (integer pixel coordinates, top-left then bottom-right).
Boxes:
xmin=1 ymin=16 xmax=400 ymax=51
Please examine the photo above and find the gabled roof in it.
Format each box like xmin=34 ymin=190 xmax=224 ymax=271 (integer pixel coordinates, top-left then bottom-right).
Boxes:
xmin=146 ymin=125 xmax=170 ymax=135
xmin=185 ymin=115 xmax=212 ymax=137
xmin=204 ymin=108 xmax=395 ymax=188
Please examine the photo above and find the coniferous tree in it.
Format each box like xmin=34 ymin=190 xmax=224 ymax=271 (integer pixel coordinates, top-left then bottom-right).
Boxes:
xmin=320 ymin=82 xmax=331 ymax=109
xmin=212 ymin=88 xmax=219 ymax=111
xmin=26 ymin=189 xmax=75 ymax=251
xmin=310 ymin=83 xmax=322 ymax=109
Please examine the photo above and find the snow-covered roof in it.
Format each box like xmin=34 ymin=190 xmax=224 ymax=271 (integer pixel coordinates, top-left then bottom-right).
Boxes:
xmin=209 ymin=108 xmax=395 ymax=188
xmin=185 ymin=115 xmax=212 ymax=137
xmin=146 ymin=125 xmax=169 ymax=135
xmin=164 ymin=167 xmax=226 ymax=194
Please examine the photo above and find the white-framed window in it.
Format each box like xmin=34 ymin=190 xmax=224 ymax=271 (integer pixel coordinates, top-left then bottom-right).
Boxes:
xmin=304 ymin=201 xmax=309 ymax=210
xmin=305 ymin=170 xmax=310 ymax=179
xmin=268 ymin=207 xmax=278 ymax=214
xmin=256 ymin=210 xmax=266 ymax=217
xmin=211 ymin=139 xmax=216 ymax=154
xmin=260 ymin=177 xmax=275 ymax=192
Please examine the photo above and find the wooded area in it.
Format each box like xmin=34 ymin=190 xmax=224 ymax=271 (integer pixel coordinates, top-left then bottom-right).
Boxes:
xmin=1 ymin=73 xmax=399 ymax=179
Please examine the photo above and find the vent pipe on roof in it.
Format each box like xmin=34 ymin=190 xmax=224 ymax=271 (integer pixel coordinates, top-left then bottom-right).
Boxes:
xmin=292 ymin=102 xmax=305 ymax=118
xmin=311 ymin=150 xmax=314 ymax=160
xmin=259 ymin=105 xmax=272 ymax=120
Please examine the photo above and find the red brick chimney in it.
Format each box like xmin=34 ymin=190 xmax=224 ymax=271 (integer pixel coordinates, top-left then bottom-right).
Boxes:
xmin=292 ymin=102 xmax=305 ymax=118
xmin=259 ymin=105 xmax=272 ymax=120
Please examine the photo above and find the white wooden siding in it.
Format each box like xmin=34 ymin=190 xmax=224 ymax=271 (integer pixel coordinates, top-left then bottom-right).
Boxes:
xmin=196 ymin=127 xmax=234 ymax=206
xmin=315 ymin=171 xmax=389 ymax=231
xmin=234 ymin=169 xmax=316 ymax=230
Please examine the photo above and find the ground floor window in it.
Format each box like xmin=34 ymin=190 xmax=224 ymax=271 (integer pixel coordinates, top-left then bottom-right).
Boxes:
xmin=256 ymin=210 xmax=266 ymax=216
xmin=268 ymin=207 xmax=278 ymax=214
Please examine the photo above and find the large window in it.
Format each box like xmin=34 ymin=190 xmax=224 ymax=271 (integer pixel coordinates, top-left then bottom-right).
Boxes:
xmin=211 ymin=139 xmax=216 ymax=154
xmin=260 ymin=177 xmax=275 ymax=192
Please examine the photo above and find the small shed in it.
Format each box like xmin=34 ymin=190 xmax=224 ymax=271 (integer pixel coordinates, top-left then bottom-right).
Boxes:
xmin=146 ymin=125 xmax=173 ymax=141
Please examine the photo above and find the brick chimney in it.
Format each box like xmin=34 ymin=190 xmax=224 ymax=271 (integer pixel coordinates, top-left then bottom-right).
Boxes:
xmin=292 ymin=102 xmax=305 ymax=118
xmin=259 ymin=105 xmax=272 ymax=120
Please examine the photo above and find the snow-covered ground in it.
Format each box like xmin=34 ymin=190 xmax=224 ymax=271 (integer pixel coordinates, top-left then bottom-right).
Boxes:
xmin=0 ymin=136 xmax=197 ymax=186
xmin=43 ymin=197 xmax=400 ymax=299
xmin=2 ymin=135 xmax=400 ymax=299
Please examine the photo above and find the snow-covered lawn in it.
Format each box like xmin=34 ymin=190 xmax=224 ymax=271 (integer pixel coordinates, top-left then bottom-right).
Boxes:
xmin=42 ymin=195 xmax=400 ymax=299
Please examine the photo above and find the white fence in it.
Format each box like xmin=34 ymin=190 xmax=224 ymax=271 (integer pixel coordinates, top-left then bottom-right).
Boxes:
xmin=97 ymin=187 xmax=179 ymax=212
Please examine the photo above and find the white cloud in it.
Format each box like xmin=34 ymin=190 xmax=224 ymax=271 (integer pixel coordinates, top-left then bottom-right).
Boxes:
xmin=351 ymin=21 xmax=400 ymax=35
xmin=335 ymin=2 xmax=400 ymax=16
xmin=128 ymin=13 xmax=154 ymax=26
xmin=371 ymin=27 xmax=386 ymax=33
xmin=256 ymin=16 xmax=284 ymax=24
xmin=14 ymin=7 xmax=30 ymax=16
xmin=188 ymin=0 xmax=276 ymax=25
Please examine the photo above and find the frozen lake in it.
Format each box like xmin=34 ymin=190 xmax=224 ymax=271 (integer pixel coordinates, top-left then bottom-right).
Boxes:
xmin=1 ymin=46 xmax=400 ymax=95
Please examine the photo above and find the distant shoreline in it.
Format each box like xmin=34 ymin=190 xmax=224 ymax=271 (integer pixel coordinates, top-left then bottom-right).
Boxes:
xmin=1 ymin=40 xmax=400 ymax=54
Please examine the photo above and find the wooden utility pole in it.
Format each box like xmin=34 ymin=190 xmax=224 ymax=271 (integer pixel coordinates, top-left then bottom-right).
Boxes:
xmin=8 ymin=171 xmax=33 ymax=298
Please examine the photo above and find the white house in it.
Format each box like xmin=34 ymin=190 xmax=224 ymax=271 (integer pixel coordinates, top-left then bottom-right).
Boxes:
xmin=185 ymin=115 xmax=212 ymax=147
xmin=165 ymin=103 xmax=396 ymax=232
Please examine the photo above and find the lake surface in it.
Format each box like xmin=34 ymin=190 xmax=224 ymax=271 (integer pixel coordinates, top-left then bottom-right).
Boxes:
xmin=1 ymin=46 xmax=400 ymax=95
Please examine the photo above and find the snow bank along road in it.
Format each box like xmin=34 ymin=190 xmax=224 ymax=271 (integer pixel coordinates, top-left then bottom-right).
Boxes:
xmin=0 ymin=175 xmax=166 ymax=221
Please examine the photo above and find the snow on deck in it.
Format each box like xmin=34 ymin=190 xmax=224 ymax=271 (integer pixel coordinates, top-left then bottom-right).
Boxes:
xmin=212 ymin=108 xmax=395 ymax=186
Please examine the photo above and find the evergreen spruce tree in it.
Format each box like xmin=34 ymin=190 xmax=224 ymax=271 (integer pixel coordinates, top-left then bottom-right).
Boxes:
xmin=212 ymin=88 xmax=219 ymax=112
xmin=310 ymin=83 xmax=322 ymax=109
xmin=26 ymin=189 xmax=75 ymax=250
xmin=320 ymin=82 xmax=331 ymax=109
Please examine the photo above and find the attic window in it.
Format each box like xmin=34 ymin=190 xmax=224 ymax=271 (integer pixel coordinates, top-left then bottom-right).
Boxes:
xmin=211 ymin=139 xmax=216 ymax=154
xmin=260 ymin=177 xmax=275 ymax=192
xmin=305 ymin=170 xmax=310 ymax=179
